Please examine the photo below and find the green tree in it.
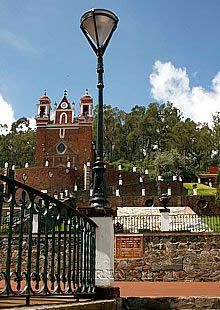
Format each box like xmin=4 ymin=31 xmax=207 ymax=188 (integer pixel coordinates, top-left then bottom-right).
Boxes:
xmin=123 ymin=105 xmax=146 ymax=162
xmin=93 ymin=104 xmax=126 ymax=162
xmin=91 ymin=101 xmax=213 ymax=178
xmin=0 ymin=117 xmax=36 ymax=167
xmin=169 ymin=120 xmax=213 ymax=172
xmin=141 ymin=102 xmax=182 ymax=159
xmin=211 ymin=112 xmax=220 ymax=165
xmin=153 ymin=149 xmax=195 ymax=181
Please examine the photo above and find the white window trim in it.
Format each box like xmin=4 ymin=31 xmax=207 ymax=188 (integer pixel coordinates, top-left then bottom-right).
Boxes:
xmin=60 ymin=112 xmax=67 ymax=124
xmin=59 ymin=128 xmax=65 ymax=138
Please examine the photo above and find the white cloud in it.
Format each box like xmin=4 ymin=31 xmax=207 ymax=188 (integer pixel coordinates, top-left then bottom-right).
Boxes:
xmin=15 ymin=117 xmax=36 ymax=132
xmin=27 ymin=117 xmax=36 ymax=130
xmin=0 ymin=95 xmax=15 ymax=133
xmin=0 ymin=96 xmax=36 ymax=134
xmin=193 ymin=72 xmax=198 ymax=78
xmin=149 ymin=61 xmax=220 ymax=124
xmin=0 ymin=29 xmax=37 ymax=55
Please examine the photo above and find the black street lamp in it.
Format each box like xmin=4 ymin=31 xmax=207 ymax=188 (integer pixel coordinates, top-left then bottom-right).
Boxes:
xmin=80 ymin=9 xmax=119 ymax=209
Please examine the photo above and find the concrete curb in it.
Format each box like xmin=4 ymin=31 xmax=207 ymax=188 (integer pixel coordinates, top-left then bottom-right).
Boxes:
xmin=6 ymin=299 xmax=117 ymax=310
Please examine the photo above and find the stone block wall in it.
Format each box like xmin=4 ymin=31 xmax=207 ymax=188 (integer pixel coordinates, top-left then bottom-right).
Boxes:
xmin=119 ymin=297 xmax=220 ymax=310
xmin=105 ymin=169 xmax=184 ymax=197
xmin=0 ymin=235 xmax=61 ymax=273
xmin=115 ymin=232 xmax=220 ymax=282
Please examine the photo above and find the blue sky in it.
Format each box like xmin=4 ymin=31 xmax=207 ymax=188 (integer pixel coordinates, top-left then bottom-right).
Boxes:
xmin=1 ymin=0 xmax=220 ymax=127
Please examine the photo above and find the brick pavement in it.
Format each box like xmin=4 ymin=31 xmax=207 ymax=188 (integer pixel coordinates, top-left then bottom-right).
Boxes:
xmin=1 ymin=282 xmax=220 ymax=308
xmin=114 ymin=281 xmax=220 ymax=297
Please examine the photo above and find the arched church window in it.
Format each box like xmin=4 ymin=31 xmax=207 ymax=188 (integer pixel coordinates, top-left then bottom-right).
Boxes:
xmin=83 ymin=105 xmax=89 ymax=116
xmin=60 ymin=112 xmax=67 ymax=124
xmin=40 ymin=106 xmax=46 ymax=117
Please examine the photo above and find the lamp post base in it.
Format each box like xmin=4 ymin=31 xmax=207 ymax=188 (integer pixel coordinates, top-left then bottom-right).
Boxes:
xmin=90 ymin=158 xmax=108 ymax=209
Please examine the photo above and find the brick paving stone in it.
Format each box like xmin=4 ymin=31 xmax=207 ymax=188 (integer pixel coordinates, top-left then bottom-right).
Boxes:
xmin=114 ymin=281 xmax=220 ymax=297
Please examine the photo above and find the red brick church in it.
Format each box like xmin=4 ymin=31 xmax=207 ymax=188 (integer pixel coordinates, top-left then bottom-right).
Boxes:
xmin=14 ymin=90 xmax=94 ymax=198
xmin=35 ymin=89 xmax=94 ymax=170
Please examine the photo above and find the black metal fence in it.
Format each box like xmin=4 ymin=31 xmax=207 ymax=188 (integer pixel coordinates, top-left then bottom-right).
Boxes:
xmin=0 ymin=175 xmax=97 ymax=304
xmin=114 ymin=214 xmax=220 ymax=233
xmin=169 ymin=214 xmax=220 ymax=232
xmin=114 ymin=215 xmax=161 ymax=233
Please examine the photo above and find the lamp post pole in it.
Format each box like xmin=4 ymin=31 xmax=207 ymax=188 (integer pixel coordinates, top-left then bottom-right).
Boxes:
xmin=80 ymin=9 xmax=119 ymax=209
xmin=90 ymin=52 xmax=106 ymax=208
xmin=97 ymin=53 xmax=104 ymax=161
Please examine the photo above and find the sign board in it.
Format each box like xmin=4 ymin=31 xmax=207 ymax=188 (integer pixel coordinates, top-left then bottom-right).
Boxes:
xmin=115 ymin=234 xmax=143 ymax=259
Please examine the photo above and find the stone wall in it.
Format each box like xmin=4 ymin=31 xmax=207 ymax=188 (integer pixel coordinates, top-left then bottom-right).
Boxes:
xmin=115 ymin=232 xmax=220 ymax=282
xmin=119 ymin=297 xmax=220 ymax=310
xmin=0 ymin=235 xmax=60 ymax=273
xmin=105 ymin=169 xmax=184 ymax=197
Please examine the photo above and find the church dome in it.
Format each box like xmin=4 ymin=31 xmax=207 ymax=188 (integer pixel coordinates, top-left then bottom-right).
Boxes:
xmin=39 ymin=90 xmax=51 ymax=103
xmin=81 ymin=89 xmax=92 ymax=99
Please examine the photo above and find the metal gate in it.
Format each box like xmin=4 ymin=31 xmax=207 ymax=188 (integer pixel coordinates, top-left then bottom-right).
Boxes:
xmin=0 ymin=175 xmax=97 ymax=304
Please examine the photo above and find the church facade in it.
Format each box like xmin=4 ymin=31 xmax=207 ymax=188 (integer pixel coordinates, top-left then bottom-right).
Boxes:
xmin=14 ymin=90 xmax=94 ymax=198
xmin=35 ymin=89 xmax=94 ymax=170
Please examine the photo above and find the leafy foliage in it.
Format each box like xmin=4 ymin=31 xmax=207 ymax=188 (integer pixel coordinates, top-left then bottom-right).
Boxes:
xmin=0 ymin=117 xmax=36 ymax=167
xmin=154 ymin=149 xmax=193 ymax=181
xmin=93 ymin=102 xmax=217 ymax=180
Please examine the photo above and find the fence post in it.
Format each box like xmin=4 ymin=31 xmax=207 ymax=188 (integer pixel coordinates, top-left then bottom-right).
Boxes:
xmin=32 ymin=214 xmax=38 ymax=233
xmin=160 ymin=209 xmax=170 ymax=231
xmin=193 ymin=184 xmax=197 ymax=196
xmin=90 ymin=216 xmax=114 ymax=287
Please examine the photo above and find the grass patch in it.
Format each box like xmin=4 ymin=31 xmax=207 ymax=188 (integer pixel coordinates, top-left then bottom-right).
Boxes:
xmin=202 ymin=216 xmax=220 ymax=232
xmin=184 ymin=183 xmax=217 ymax=196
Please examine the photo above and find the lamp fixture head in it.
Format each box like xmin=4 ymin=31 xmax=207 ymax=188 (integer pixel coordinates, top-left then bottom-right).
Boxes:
xmin=80 ymin=8 xmax=119 ymax=56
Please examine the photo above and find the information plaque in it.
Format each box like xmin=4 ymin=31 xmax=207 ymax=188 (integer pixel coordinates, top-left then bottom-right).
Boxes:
xmin=115 ymin=235 xmax=143 ymax=259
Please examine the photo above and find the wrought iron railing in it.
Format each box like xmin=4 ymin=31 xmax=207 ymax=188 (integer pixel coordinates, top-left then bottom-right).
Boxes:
xmin=169 ymin=214 xmax=220 ymax=232
xmin=0 ymin=175 xmax=97 ymax=305
xmin=114 ymin=215 xmax=161 ymax=233
xmin=114 ymin=214 xmax=220 ymax=233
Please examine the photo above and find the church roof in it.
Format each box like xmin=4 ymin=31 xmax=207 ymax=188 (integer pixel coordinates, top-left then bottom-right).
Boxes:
xmin=39 ymin=95 xmax=51 ymax=103
xmin=56 ymin=91 xmax=71 ymax=109
xmin=39 ymin=90 xmax=51 ymax=103
xmin=80 ymin=89 xmax=93 ymax=103
xmin=60 ymin=95 xmax=69 ymax=104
